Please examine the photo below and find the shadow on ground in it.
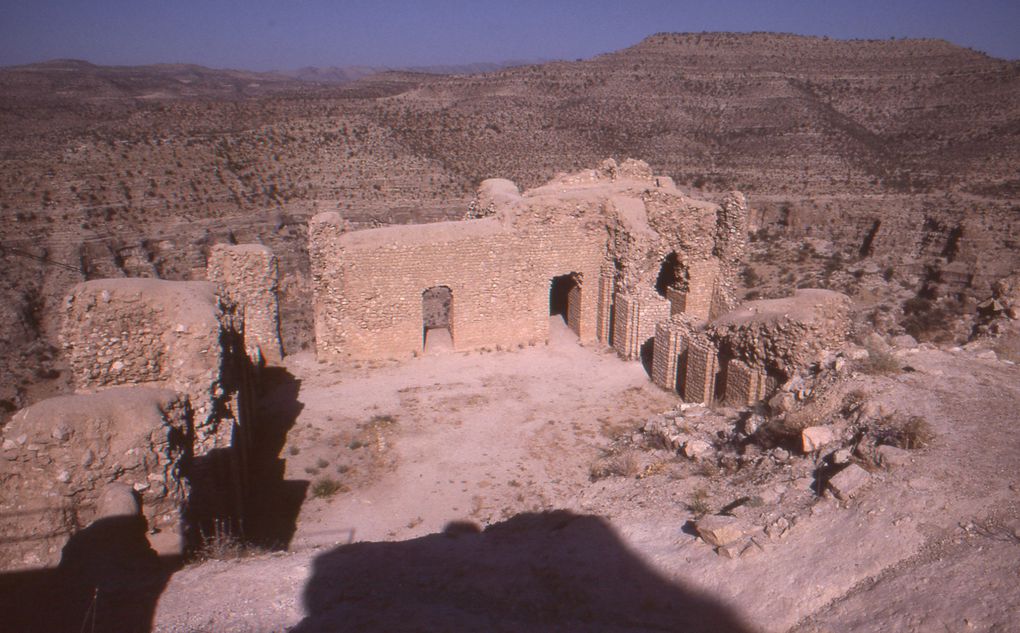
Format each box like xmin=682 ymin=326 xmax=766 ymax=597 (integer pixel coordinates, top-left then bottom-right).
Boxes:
xmin=292 ymin=510 xmax=753 ymax=633
xmin=0 ymin=515 xmax=179 ymax=633
xmin=245 ymin=366 xmax=308 ymax=548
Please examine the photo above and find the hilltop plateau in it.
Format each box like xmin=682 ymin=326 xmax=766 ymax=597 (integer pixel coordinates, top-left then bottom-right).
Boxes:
xmin=1 ymin=30 xmax=1018 ymax=437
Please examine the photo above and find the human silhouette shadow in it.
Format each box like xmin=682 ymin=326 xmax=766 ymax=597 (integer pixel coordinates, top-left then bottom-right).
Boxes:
xmin=0 ymin=514 xmax=178 ymax=633
xmin=292 ymin=510 xmax=752 ymax=633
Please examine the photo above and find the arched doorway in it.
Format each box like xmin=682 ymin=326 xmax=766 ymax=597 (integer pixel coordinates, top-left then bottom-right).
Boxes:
xmin=422 ymin=286 xmax=453 ymax=352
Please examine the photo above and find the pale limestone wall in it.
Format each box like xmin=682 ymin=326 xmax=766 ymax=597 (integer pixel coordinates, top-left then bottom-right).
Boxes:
xmin=207 ymin=243 xmax=283 ymax=364
xmin=0 ymin=388 xmax=190 ymax=570
xmin=310 ymin=215 xmax=606 ymax=360
xmin=709 ymin=289 xmax=853 ymax=377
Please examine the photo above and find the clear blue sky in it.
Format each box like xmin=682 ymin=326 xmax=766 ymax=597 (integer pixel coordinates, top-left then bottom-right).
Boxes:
xmin=1 ymin=0 xmax=1017 ymax=69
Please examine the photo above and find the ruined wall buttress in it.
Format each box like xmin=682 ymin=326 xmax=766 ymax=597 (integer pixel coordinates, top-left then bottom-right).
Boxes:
xmin=651 ymin=321 xmax=686 ymax=391
xmin=683 ymin=339 xmax=718 ymax=404
xmin=207 ymin=243 xmax=283 ymax=364
xmin=612 ymin=289 xmax=670 ymax=361
xmin=595 ymin=265 xmax=615 ymax=344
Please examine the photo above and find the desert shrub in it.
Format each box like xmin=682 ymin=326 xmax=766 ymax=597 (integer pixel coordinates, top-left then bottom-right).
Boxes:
xmin=311 ymin=477 xmax=347 ymax=498
xmin=895 ymin=416 xmax=936 ymax=449
xmin=589 ymin=451 xmax=639 ymax=480
xmin=192 ymin=520 xmax=264 ymax=562
xmin=859 ymin=345 xmax=901 ymax=375
xmin=687 ymin=487 xmax=711 ymax=517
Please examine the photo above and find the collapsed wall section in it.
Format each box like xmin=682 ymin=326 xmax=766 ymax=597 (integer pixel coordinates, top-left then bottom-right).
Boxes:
xmin=207 ymin=243 xmax=283 ymax=364
xmin=0 ymin=388 xmax=190 ymax=570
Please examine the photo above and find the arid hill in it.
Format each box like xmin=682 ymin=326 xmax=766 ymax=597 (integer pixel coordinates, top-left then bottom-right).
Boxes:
xmin=1 ymin=32 xmax=1018 ymax=417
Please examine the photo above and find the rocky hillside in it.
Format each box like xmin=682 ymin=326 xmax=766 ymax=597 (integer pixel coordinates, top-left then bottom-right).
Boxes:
xmin=1 ymin=32 xmax=1018 ymax=417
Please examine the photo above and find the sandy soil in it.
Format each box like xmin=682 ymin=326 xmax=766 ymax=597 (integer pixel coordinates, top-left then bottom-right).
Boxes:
xmin=152 ymin=326 xmax=1020 ymax=632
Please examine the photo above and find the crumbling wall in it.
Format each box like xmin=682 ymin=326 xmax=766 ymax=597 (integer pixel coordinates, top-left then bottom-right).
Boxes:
xmin=0 ymin=388 xmax=190 ymax=570
xmin=61 ymin=278 xmax=246 ymax=455
xmin=683 ymin=337 xmax=719 ymax=404
xmin=207 ymin=243 xmax=283 ymax=364
xmin=308 ymin=159 xmax=749 ymax=364
xmin=709 ymin=289 xmax=853 ymax=378
xmin=613 ymin=288 xmax=671 ymax=361
xmin=59 ymin=278 xmax=254 ymax=542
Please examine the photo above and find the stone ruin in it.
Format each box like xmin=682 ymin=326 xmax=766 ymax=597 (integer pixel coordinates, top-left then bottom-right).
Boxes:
xmin=0 ymin=157 xmax=856 ymax=571
xmin=309 ymin=158 xmax=748 ymax=362
xmin=307 ymin=157 xmax=850 ymax=408
xmin=0 ymin=274 xmax=265 ymax=570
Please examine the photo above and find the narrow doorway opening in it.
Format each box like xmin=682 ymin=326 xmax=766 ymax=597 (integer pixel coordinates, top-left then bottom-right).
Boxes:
xmin=550 ymin=273 xmax=581 ymax=338
xmin=422 ymin=286 xmax=453 ymax=353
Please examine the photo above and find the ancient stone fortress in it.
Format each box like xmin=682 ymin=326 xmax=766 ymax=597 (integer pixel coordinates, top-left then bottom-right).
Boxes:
xmin=0 ymin=158 xmax=850 ymax=572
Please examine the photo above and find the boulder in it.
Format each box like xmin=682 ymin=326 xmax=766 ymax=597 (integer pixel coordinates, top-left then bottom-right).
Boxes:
xmin=695 ymin=515 xmax=745 ymax=546
xmin=828 ymin=464 xmax=871 ymax=500
xmin=801 ymin=425 xmax=835 ymax=453
xmin=876 ymin=444 xmax=912 ymax=468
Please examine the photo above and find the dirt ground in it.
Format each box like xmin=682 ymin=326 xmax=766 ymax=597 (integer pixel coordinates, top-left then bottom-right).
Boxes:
xmin=152 ymin=320 xmax=1020 ymax=632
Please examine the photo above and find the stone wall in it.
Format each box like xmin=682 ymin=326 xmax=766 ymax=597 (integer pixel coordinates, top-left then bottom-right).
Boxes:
xmin=309 ymin=215 xmax=606 ymax=360
xmin=0 ymin=388 xmax=190 ymax=570
xmin=308 ymin=160 xmax=749 ymax=363
xmin=653 ymin=289 xmax=851 ymax=405
xmin=683 ymin=338 xmax=719 ymax=404
xmin=613 ymin=288 xmax=671 ymax=361
xmin=709 ymin=289 xmax=853 ymax=377
xmin=61 ymin=278 xmax=247 ymax=455
xmin=59 ymin=278 xmax=255 ymax=547
xmin=207 ymin=243 xmax=283 ymax=364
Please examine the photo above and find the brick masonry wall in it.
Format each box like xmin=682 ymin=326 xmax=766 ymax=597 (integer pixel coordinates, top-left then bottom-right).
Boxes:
xmin=683 ymin=338 xmax=718 ymax=404
xmin=722 ymin=359 xmax=757 ymax=407
xmin=207 ymin=243 xmax=284 ymax=364
xmin=683 ymin=257 xmax=721 ymax=323
xmin=612 ymin=289 xmax=670 ymax=360
xmin=651 ymin=321 xmax=687 ymax=391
